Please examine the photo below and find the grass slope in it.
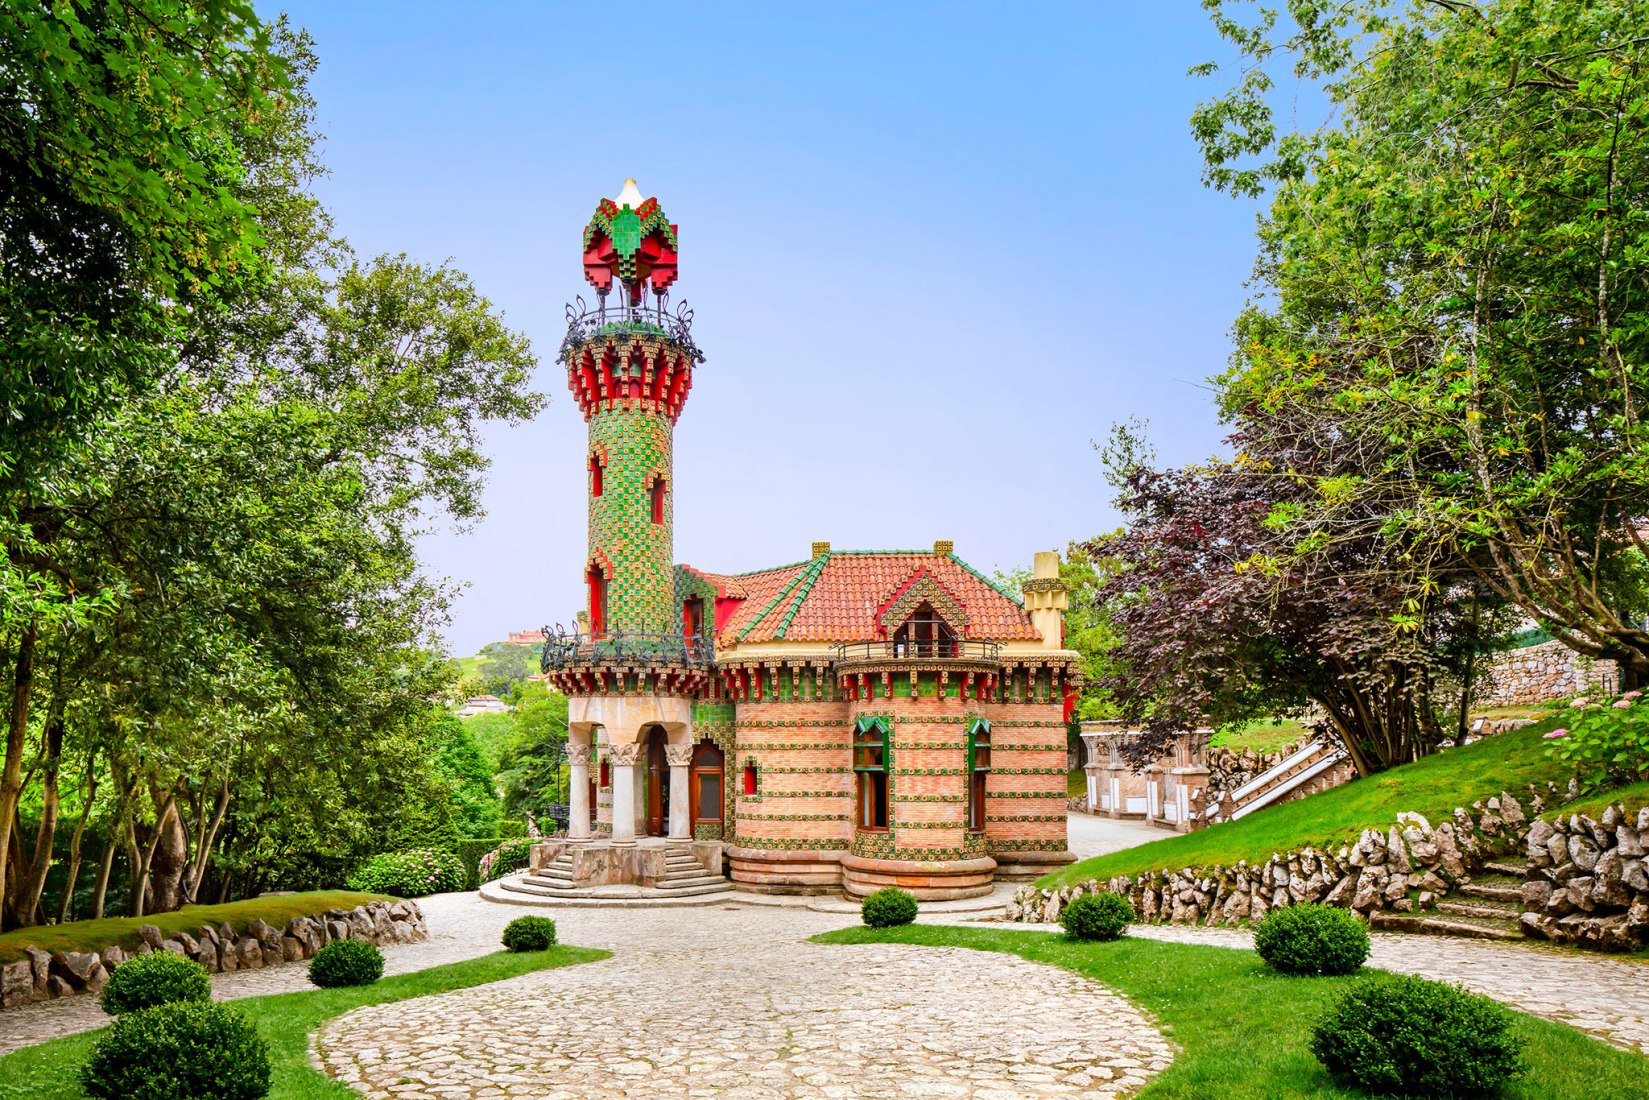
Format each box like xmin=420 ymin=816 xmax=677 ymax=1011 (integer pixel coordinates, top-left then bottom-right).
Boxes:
xmin=0 ymin=892 xmax=393 ymax=964
xmin=816 ymin=925 xmax=1648 ymax=1099
xmin=1044 ymin=718 xmax=1570 ymax=890
xmin=0 ymin=944 xmax=608 ymax=1100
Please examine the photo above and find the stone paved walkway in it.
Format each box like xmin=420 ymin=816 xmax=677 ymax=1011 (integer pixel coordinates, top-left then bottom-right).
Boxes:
xmin=1127 ymin=923 xmax=1649 ymax=1054
xmin=1065 ymin=812 xmax=1164 ymax=862
xmin=317 ymin=904 xmax=1175 ymax=1099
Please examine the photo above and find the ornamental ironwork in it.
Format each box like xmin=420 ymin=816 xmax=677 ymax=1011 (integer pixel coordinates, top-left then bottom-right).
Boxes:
xmin=830 ymin=638 xmax=1002 ymax=663
xmin=540 ymin=624 xmax=715 ymax=672
xmin=557 ymin=293 xmax=703 ymax=365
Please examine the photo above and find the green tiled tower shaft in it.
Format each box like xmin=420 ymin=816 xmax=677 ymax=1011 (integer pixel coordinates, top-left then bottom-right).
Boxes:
xmin=588 ymin=403 xmax=674 ymax=634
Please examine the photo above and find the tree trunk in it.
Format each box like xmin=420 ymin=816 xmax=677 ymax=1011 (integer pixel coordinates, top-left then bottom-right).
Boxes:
xmin=145 ymin=791 xmax=187 ymax=914
xmin=0 ymin=625 xmax=37 ymax=928
xmin=14 ymin=680 xmax=67 ymax=926
xmin=55 ymin=751 xmax=99 ymax=924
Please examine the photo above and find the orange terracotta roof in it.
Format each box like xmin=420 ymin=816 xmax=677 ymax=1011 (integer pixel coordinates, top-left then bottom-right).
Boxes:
xmin=687 ymin=551 xmax=1037 ymax=644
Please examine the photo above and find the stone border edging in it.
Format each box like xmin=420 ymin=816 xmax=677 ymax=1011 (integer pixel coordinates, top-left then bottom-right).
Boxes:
xmin=1522 ymin=806 xmax=1649 ymax=951
xmin=0 ymin=899 xmax=425 ymax=1010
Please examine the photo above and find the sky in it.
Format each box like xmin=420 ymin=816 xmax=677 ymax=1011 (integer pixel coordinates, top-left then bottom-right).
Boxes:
xmin=273 ymin=2 xmax=1265 ymax=657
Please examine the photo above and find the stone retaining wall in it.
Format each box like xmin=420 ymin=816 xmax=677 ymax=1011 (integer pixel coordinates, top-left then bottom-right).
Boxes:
xmin=0 ymin=899 xmax=424 ymax=1010
xmin=1521 ymin=807 xmax=1649 ymax=951
xmin=1480 ymin=639 xmax=1615 ymax=706
xmin=1010 ymin=785 xmax=1562 ymax=928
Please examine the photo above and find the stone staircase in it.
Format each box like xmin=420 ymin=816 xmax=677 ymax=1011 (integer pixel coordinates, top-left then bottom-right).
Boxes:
xmin=1369 ymin=862 xmax=1527 ymax=941
xmin=1209 ymin=741 xmax=1351 ymax=824
xmin=497 ymin=845 xmax=733 ymax=903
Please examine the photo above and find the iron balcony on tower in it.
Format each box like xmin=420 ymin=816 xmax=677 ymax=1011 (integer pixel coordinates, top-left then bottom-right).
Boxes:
xmin=540 ymin=629 xmax=715 ymax=673
xmin=556 ymin=294 xmax=704 ymax=366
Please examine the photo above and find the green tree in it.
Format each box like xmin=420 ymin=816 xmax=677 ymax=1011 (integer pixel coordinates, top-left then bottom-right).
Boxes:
xmin=1192 ymin=0 xmax=1649 ymax=683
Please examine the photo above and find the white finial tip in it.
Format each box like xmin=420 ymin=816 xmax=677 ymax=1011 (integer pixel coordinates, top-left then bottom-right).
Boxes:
xmin=614 ymin=178 xmax=644 ymax=208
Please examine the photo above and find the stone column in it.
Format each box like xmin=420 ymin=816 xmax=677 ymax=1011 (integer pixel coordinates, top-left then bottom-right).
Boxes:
xmin=566 ymin=743 xmax=593 ymax=842
xmin=666 ymin=743 xmax=692 ymax=841
xmin=607 ymin=743 xmax=640 ymax=846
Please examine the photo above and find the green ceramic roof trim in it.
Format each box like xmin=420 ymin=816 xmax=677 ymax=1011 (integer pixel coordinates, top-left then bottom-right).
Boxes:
xmin=736 ymin=554 xmax=827 ymax=641
xmin=774 ymin=556 xmax=830 ymax=639
xmin=948 ymin=552 xmax=1026 ymax=607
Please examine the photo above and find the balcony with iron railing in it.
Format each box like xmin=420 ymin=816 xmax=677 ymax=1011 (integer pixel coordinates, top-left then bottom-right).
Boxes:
xmin=556 ymin=293 xmax=704 ymax=365
xmin=539 ymin=629 xmax=715 ymax=674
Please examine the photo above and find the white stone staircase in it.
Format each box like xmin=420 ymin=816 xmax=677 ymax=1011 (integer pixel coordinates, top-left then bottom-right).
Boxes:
xmin=488 ymin=844 xmax=734 ymax=907
xmin=1206 ymin=740 xmax=1350 ymax=824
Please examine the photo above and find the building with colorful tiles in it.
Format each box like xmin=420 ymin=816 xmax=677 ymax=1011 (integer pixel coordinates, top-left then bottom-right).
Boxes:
xmin=538 ymin=181 xmax=1076 ymax=899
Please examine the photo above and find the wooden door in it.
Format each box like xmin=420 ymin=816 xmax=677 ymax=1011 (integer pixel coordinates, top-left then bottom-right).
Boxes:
xmin=645 ymin=728 xmax=668 ymax=837
xmin=689 ymin=741 xmax=724 ymax=829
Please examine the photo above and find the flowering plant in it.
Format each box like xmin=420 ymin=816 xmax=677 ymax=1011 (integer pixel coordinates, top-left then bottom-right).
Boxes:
xmin=1544 ymin=691 xmax=1649 ymax=792
xmin=477 ymin=838 xmax=533 ymax=884
xmin=346 ymin=848 xmax=466 ymax=898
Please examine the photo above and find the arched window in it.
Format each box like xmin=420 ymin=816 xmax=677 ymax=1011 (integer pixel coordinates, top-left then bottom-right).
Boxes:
xmin=590 ymin=454 xmax=604 ymax=497
xmin=650 ymin=475 xmax=666 ymax=524
xmin=966 ymin=718 xmax=991 ymax=832
xmin=893 ymin=603 xmax=958 ymax=657
xmin=599 ymin=760 xmax=610 ymax=788
xmin=742 ymin=760 xmax=758 ymax=796
xmin=683 ymin=596 xmax=704 ymax=640
xmin=854 ymin=715 xmax=891 ymax=829
xmin=692 ymin=741 xmax=725 ymax=826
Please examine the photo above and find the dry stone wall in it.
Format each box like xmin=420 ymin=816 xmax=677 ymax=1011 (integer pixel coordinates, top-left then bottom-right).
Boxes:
xmin=0 ymin=899 xmax=424 ymax=1010
xmin=1011 ymin=786 xmax=1561 ymax=929
xmin=1480 ymin=639 xmax=1615 ymax=706
xmin=1521 ymin=807 xmax=1649 ymax=952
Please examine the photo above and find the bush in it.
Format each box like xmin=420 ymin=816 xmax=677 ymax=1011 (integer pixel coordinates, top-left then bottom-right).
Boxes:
xmin=1254 ymin=903 xmax=1370 ymax=976
xmin=1311 ymin=974 xmax=1526 ymax=1096
xmin=1544 ymin=690 xmax=1649 ymax=792
xmin=81 ymin=1000 xmax=271 ymax=1100
xmin=1060 ymin=891 xmax=1133 ymax=942
xmin=456 ymin=836 xmax=507 ymax=889
xmin=478 ymin=838 xmax=534 ymax=884
xmin=861 ymin=887 xmax=919 ymax=928
xmin=346 ymin=847 xmax=466 ymax=897
xmin=307 ymin=940 xmax=384 ymax=988
xmin=501 ymin=915 xmax=557 ymax=952
xmin=98 ymin=951 xmax=211 ymax=1016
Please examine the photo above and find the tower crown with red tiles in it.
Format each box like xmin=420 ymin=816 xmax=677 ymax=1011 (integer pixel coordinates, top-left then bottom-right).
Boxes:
xmin=563 ymin=180 xmax=702 ymax=637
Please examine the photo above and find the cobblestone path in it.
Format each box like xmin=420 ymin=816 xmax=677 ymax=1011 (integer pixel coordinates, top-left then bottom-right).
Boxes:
xmin=316 ymin=904 xmax=1176 ymax=1099
xmin=1129 ymin=923 xmax=1649 ymax=1054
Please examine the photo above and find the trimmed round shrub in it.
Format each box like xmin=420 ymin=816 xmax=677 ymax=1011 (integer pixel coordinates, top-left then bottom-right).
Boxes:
xmin=478 ymin=838 xmax=534 ymax=884
xmin=81 ymin=1000 xmax=271 ymax=1100
xmin=1059 ymin=891 xmax=1133 ymax=942
xmin=1254 ymin=903 xmax=1370 ymax=976
xmin=501 ymin=915 xmax=558 ymax=952
xmin=346 ymin=847 xmax=466 ymax=897
xmin=98 ymin=951 xmax=211 ymax=1016
xmin=1311 ymin=974 xmax=1526 ymax=1096
xmin=861 ymin=887 xmax=919 ymax=928
xmin=306 ymin=940 xmax=384 ymax=988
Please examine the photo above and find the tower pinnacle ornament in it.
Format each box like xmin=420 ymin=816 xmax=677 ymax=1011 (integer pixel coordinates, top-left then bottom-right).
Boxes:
xmin=582 ymin=178 xmax=679 ymax=304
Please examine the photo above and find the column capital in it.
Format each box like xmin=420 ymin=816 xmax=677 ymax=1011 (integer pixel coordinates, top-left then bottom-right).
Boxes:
xmin=665 ymin=744 xmax=693 ymax=767
xmin=607 ymin=743 xmax=642 ymax=766
xmin=567 ymin=743 xmax=593 ymax=766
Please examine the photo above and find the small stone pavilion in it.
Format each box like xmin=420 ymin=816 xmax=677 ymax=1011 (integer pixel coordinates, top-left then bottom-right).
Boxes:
xmin=534 ymin=182 xmax=1077 ymax=899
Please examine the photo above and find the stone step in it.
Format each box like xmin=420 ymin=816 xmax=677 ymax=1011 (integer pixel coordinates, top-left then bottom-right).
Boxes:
xmin=1436 ymin=899 xmax=1522 ymax=919
xmin=1459 ymin=883 xmax=1522 ymax=903
xmin=1371 ymin=911 xmax=1523 ymax=941
xmin=1484 ymin=860 xmax=1527 ymax=877
xmin=652 ymin=881 xmax=735 ymax=897
xmin=656 ymin=875 xmax=728 ymax=891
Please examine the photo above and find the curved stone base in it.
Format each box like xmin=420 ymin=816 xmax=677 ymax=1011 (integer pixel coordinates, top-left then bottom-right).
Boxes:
xmin=840 ymin=854 xmax=997 ymax=901
xmin=729 ymin=846 xmax=844 ymax=895
xmin=991 ymin=849 xmax=1076 ymax=882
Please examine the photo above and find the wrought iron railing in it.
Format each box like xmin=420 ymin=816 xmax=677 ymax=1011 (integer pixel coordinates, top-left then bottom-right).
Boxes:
xmin=557 ymin=293 xmax=704 ymax=364
xmin=540 ymin=628 xmax=715 ymax=672
xmin=830 ymin=639 xmax=1003 ymax=662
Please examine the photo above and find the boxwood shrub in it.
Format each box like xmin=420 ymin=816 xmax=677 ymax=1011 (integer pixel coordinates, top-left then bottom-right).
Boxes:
xmin=98 ymin=951 xmax=212 ymax=1016
xmin=346 ymin=847 xmax=466 ymax=897
xmin=1254 ymin=903 xmax=1370 ymax=976
xmin=1311 ymin=974 xmax=1526 ymax=1095
xmin=81 ymin=1001 xmax=271 ymax=1100
xmin=861 ymin=887 xmax=919 ymax=928
xmin=1059 ymin=891 xmax=1133 ymax=942
xmin=307 ymin=940 xmax=384 ymax=988
xmin=501 ymin=915 xmax=558 ymax=952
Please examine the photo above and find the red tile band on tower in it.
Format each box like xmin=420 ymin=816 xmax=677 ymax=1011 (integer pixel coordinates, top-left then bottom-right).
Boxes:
xmin=530 ymin=182 xmax=1077 ymax=900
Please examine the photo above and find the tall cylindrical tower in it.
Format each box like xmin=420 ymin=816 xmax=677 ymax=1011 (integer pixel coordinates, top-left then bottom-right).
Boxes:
xmin=562 ymin=179 xmax=700 ymax=637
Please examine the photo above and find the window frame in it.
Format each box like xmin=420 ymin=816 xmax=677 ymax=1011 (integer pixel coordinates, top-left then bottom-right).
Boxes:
xmin=853 ymin=715 xmax=892 ymax=831
xmin=966 ymin=718 xmax=991 ymax=833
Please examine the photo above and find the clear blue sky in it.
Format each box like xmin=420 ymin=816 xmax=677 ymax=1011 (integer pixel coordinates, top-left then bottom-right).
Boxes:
xmin=273 ymin=2 xmax=1262 ymax=657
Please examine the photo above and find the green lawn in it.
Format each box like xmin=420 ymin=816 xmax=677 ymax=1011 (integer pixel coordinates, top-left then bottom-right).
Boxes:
xmin=1041 ymin=717 xmax=1575 ymax=890
xmin=1549 ymin=778 xmax=1649 ymax=823
xmin=0 ymin=892 xmax=393 ymax=965
xmin=1208 ymin=717 xmax=1313 ymax=753
xmin=815 ymin=925 xmax=1648 ymax=1099
xmin=0 ymin=944 xmax=608 ymax=1100
xmin=1068 ymin=766 xmax=1086 ymax=799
